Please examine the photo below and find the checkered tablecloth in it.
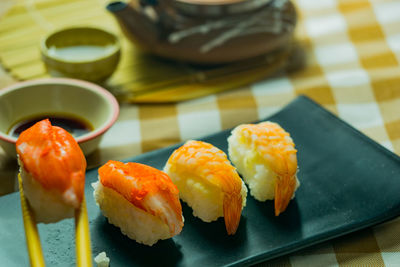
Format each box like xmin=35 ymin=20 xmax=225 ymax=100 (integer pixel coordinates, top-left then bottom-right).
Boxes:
xmin=1 ymin=0 xmax=400 ymax=265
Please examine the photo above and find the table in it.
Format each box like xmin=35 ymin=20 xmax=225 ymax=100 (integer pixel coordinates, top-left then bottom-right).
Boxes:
xmin=1 ymin=0 xmax=400 ymax=266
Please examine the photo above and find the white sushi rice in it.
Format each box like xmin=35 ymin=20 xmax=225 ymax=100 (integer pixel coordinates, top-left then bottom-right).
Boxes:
xmin=94 ymin=252 xmax=110 ymax=267
xmin=228 ymin=130 xmax=300 ymax=202
xmin=166 ymin=170 xmax=222 ymax=222
xmin=92 ymin=181 xmax=172 ymax=246
xmin=165 ymin=164 xmax=247 ymax=223
xmin=19 ymin=159 xmax=75 ymax=223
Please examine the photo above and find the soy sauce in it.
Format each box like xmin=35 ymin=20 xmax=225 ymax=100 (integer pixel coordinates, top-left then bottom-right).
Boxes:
xmin=8 ymin=114 xmax=93 ymax=138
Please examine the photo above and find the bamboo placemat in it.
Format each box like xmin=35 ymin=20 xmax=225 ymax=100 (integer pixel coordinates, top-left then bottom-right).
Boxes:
xmin=0 ymin=0 xmax=294 ymax=103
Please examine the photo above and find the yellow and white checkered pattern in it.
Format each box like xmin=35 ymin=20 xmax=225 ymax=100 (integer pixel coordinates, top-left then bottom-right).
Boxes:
xmin=1 ymin=0 xmax=400 ymax=265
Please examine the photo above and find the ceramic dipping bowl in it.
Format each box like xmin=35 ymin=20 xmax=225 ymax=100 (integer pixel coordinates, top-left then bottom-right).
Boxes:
xmin=41 ymin=26 xmax=121 ymax=82
xmin=0 ymin=78 xmax=119 ymax=158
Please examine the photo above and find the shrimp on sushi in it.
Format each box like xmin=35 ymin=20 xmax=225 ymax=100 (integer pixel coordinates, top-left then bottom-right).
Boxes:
xmin=164 ymin=140 xmax=247 ymax=235
xmin=228 ymin=121 xmax=299 ymax=216
xmin=16 ymin=119 xmax=87 ymax=223
xmin=92 ymin=160 xmax=184 ymax=246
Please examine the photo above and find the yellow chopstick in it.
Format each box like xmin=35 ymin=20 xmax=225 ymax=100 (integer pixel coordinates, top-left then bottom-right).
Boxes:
xmin=18 ymin=174 xmax=93 ymax=267
xmin=18 ymin=174 xmax=45 ymax=267
xmin=75 ymin=197 xmax=93 ymax=267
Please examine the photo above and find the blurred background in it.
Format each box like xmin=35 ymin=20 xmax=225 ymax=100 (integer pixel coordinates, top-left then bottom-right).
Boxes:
xmin=1 ymin=0 xmax=400 ymax=265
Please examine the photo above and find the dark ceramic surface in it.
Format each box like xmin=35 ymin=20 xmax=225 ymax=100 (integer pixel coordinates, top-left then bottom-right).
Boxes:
xmin=1 ymin=96 xmax=400 ymax=266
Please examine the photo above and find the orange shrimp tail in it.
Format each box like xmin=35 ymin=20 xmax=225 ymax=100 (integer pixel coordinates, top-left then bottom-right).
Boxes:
xmin=223 ymin=193 xmax=242 ymax=235
xmin=274 ymin=174 xmax=296 ymax=216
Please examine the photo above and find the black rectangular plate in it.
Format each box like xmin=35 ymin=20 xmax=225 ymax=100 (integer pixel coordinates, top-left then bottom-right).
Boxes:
xmin=1 ymin=96 xmax=400 ymax=266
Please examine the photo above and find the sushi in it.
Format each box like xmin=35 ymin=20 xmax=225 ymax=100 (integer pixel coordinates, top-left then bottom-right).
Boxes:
xmin=92 ymin=160 xmax=184 ymax=246
xmin=228 ymin=121 xmax=299 ymax=216
xmin=164 ymin=140 xmax=247 ymax=235
xmin=16 ymin=119 xmax=87 ymax=223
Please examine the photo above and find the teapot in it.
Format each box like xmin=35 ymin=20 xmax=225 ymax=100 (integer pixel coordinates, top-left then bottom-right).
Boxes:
xmin=107 ymin=0 xmax=296 ymax=64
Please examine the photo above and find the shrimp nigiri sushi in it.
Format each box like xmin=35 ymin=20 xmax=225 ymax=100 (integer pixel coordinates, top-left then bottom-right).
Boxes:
xmin=92 ymin=160 xmax=184 ymax=246
xmin=164 ymin=140 xmax=247 ymax=235
xmin=16 ymin=119 xmax=87 ymax=223
xmin=228 ymin=121 xmax=299 ymax=216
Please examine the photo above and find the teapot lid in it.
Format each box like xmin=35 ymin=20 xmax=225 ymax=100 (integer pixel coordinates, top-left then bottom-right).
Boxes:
xmin=174 ymin=0 xmax=273 ymax=17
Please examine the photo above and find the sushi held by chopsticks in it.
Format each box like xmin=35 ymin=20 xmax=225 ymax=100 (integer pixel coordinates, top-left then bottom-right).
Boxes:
xmin=93 ymin=160 xmax=184 ymax=246
xmin=228 ymin=121 xmax=300 ymax=216
xmin=164 ymin=140 xmax=247 ymax=235
xmin=16 ymin=119 xmax=87 ymax=223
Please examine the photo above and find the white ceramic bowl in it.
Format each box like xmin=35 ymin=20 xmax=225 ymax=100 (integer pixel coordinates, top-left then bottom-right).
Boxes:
xmin=0 ymin=78 xmax=119 ymax=157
